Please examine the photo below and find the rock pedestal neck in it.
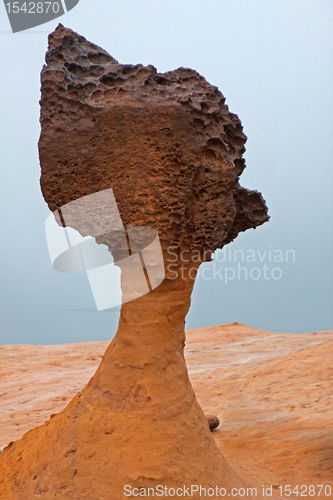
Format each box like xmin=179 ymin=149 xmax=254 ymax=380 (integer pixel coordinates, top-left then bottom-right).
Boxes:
xmin=0 ymin=25 xmax=269 ymax=499
xmin=0 ymin=270 xmax=249 ymax=499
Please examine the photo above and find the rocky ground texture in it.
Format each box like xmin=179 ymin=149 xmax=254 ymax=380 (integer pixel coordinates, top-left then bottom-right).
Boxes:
xmin=1 ymin=322 xmax=332 ymax=498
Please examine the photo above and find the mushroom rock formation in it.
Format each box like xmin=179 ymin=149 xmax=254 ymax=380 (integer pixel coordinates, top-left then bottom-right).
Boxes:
xmin=0 ymin=25 xmax=269 ymax=499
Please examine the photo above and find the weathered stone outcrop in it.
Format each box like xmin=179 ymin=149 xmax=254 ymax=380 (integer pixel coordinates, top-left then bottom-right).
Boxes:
xmin=0 ymin=25 xmax=269 ymax=499
xmin=39 ymin=24 xmax=268 ymax=255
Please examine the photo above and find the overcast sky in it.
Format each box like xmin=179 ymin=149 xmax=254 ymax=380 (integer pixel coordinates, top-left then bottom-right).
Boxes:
xmin=0 ymin=0 xmax=332 ymax=344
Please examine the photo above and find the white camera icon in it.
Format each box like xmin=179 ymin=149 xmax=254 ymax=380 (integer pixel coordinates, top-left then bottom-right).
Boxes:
xmin=45 ymin=188 xmax=165 ymax=310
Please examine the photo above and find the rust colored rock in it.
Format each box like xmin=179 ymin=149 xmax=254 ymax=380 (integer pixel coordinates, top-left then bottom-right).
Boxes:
xmin=39 ymin=23 xmax=268 ymax=255
xmin=0 ymin=25 xmax=269 ymax=499
xmin=207 ymin=415 xmax=220 ymax=431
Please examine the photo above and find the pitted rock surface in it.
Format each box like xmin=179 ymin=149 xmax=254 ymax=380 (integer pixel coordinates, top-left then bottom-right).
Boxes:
xmin=39 ymin=24 xmax=268 ymax=255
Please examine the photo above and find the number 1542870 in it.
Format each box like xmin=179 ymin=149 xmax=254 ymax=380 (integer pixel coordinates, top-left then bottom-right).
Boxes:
xmin=5 ymin=2 xmax=60 ymax=14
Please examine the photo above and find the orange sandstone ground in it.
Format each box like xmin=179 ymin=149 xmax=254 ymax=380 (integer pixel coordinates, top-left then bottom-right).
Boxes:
xmin=1 ymin=323 xmax=332 ymax=496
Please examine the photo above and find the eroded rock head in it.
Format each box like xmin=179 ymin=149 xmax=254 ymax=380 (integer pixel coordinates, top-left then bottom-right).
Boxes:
xmin=39 ymin=24 xmax=269 ymax=259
